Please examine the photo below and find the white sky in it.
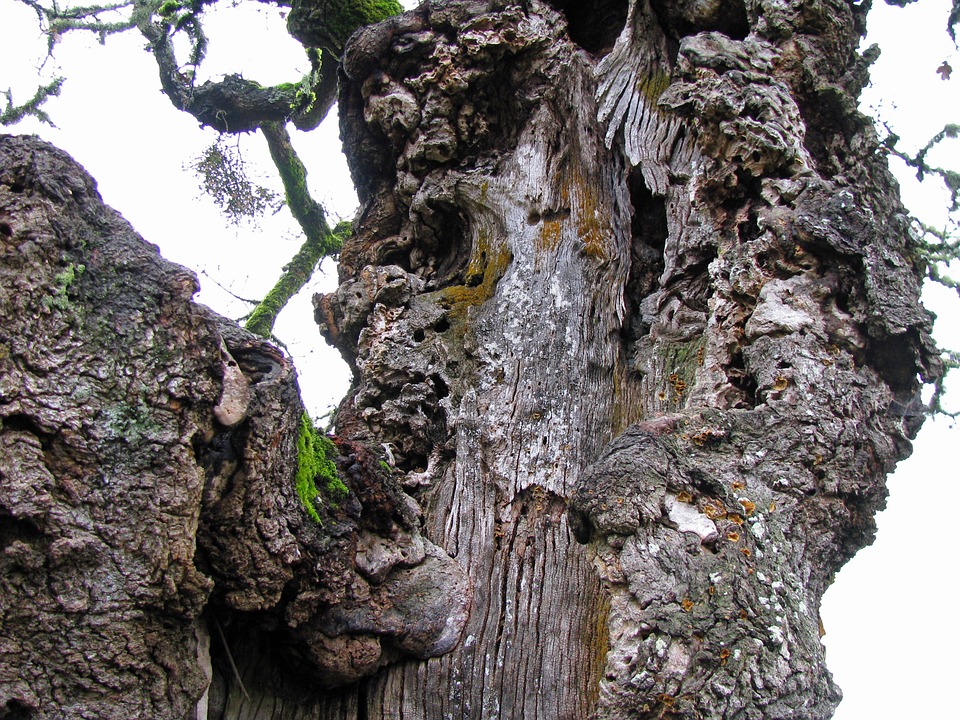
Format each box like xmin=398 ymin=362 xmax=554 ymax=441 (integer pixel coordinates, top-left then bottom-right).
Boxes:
xmin=2 ymin=0 xmax=958 ymax=717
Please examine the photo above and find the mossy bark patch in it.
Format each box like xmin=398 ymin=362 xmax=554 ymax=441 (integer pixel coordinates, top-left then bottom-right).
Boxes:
xmin=295 ymin=413 xmax=348 ymax=522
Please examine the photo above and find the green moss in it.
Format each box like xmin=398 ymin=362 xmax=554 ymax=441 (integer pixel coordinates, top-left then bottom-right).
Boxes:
xmin=296 ymin=413 xmax=348 ymax=522
xmin=326 ymin=0 xmax=403 ymax=48
xmin=274 ymin=77 xmax=317 ymax=114
xmin=42 ymin=262 xmax=85 ymax=312
xmin=157 ymin=0 xmax=181 ymax=17
xmin=103 ymin=399 xmax=165 ymax=443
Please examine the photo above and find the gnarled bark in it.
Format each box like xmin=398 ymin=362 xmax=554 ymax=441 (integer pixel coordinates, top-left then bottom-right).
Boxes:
xmin=0 ymin=0 xmax=942 ymax=715
xmin=0 ymin=134 xmax=468 ymax=720
xmin=308 ymin=0 xmax=938 ymax=718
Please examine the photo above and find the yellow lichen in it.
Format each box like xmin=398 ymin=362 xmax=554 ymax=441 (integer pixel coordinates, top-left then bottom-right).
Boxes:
xmin=588 ymin=591 xmax=612 ymax=709
xmin=635 ymin=70 xmax=672 ymax=107
xmin=571 ymin=168 xmax=608 ymax=261
xmin=436 ymin=227 xmax=511 ymax=322
xmin=655 ymin=337 xmax=705 ymax=412
xmin=535 ymin=165 xmax=610 ymax=261
xmin=537 ymin=218 xmax=563 ymax=253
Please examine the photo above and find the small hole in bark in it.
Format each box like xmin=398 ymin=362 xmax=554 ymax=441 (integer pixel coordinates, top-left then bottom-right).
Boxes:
xmin=737 ymin=207 xmax=763 ymax=244
xmin=727 ymin=350 xmax=758 ymax=408
xmin=7 ymin=182 xmax=26 ymax=193
xmin=0 ymin=223 xmax=12 ymax=238
xmin=866 ymin=330 xmax=924 ymax=393
xmin=805 ymin=487 xmax=818 ymax=497
xmin=621 ymin=169 xmax=668 ymax=346
xmin=1 ymin=413 xmax=46 ymax=438
xmin=433 ymin=317 xmax=450 ymax=333
xmin=431 ymin=374 xmax=449 ymax=400
xmin=0 ymin=512 xmax=44 ymax=551
xmin=0 ymin=698 xmax=36 ymax=719
xmin=413 ymin=329 xmax=425 ymax=343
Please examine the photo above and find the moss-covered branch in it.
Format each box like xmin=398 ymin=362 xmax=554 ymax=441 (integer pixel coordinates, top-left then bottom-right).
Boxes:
xmin=287 ymin=0 xmax=403 ymax=57
xmin=16 ymin=0 xmax=401 ymax=338
xmin=885 ymin=123 xmax=960 ymax=211
xmin=1 ymin=78 xmax=65 ymax=127
xmin=244 ymin=121 xmax=349 ymax=338
xmin=16 ymin=0 xmax=138 ymax=51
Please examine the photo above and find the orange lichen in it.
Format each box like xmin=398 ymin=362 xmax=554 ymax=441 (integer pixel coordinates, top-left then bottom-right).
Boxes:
xmin=536 ymin=218 xmax=563 ymax=253
xmin=668 ymin=373 xmax=687 ymax=396
xmin=689 ymin=428 xmax=725 ymax=446
xmin=703 ymin=502 xmax=726 ymax=520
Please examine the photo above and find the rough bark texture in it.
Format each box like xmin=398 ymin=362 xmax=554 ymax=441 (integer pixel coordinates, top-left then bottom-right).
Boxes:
xmin=308 ymin=0 xmax=938 ymax=718
xmin=0 ymin=0 xmax=942 ymax=716
xmin=0 ymin=134 xmax=469 ymax=720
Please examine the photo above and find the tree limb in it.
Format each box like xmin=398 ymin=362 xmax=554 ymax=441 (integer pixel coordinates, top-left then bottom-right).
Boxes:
xmin=1 ymin=78 xmax=65 ymax=127
xmin=244 ymin=121 xmax=347 ymax=338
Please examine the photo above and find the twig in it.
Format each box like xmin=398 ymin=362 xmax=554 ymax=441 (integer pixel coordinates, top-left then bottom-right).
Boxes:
xmin=212 ymin=616 xmax=251 ymax=702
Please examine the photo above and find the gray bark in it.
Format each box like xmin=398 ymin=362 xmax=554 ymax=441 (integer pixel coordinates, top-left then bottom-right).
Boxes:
xmin=0 ymin=0 xmax=942 ymax=716
xmin=313 ymin=0 xmax=938 ymax=718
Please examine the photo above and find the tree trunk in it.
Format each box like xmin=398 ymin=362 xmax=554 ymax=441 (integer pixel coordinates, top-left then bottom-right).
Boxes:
xmin=315 ymin=0 xmax=938 ymax=718
xmin=0 ymin=0 xmax=941 ymax=717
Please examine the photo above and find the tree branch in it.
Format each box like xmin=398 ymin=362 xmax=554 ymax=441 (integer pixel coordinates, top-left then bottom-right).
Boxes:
xmin=244 ymin=121 xmax=347 ymax=338
xmin=1 ymin=78 xmax=65 ymax=127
